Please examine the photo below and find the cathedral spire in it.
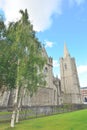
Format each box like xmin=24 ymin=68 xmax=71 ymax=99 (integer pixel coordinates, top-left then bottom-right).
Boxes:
xmin=64 ymin=43 xmax=70 ymax=58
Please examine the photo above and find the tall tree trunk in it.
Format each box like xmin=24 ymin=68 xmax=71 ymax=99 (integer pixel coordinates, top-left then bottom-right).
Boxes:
xmin=15 ymin=86 xmax=26 ymax=123
xmin=15 ymin=94 xmax=22 ymax=123
xmin=10 ymin=86 xmax=19 ymax=127
xmin=10 ymin=59 xmax=20 ymax=127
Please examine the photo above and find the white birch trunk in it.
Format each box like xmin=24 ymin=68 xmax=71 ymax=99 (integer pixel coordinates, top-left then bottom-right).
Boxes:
xmin=10 ymin=110 xmax=16 ymax=127
xmin=10 ymin=59 xmax=20 ymax=127
xmin=16 ymin=85 xmax=27 ymax=123
xmin=16 ymin=96 xmax=22 ymax=123
xmin=10 ymin=87 xmax=19 ymax=127
xmin=15 ymin=108 xmax=20 ymax=123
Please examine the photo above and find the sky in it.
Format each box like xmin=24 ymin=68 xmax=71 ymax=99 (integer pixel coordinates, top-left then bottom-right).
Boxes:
xmin=0 ymin=0 xmax=87 ymax=87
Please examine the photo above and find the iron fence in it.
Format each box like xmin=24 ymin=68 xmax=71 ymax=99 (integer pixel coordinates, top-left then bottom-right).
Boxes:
xmin=0 ymin=104 xmax=87 ymax=123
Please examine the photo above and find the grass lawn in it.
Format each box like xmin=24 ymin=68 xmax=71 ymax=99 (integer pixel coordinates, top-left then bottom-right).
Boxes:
xmin=0 ymin=111 xmax=12 ymax=115
xmin=0 ymin=111 xmax=12 ymax=122
xmin=1 ymin=109 xmax=87 ymax=130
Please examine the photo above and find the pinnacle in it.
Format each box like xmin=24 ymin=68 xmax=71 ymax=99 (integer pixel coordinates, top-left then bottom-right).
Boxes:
xmin=64 ymin=43 xmax=70 ymax=58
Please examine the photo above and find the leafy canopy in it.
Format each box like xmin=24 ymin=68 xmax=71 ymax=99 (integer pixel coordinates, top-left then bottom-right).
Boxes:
xmin=0 ymin=9 xmax=46 ymax=95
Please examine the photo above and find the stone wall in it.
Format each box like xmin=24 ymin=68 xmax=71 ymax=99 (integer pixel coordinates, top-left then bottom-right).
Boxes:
xmin=30 ymin=87 xmax=56 ymax=106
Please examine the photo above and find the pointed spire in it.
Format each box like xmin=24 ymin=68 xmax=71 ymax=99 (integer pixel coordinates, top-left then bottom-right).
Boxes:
xmin=64 ymin=43 xmax=70 ymax=58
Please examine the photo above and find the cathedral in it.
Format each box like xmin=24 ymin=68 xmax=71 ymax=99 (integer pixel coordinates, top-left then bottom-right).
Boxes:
xmin=0 ymin=44 xmax=82 ymax=107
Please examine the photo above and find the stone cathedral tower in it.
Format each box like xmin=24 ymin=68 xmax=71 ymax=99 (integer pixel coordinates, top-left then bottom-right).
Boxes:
xmin=60 ymin=44 xmax=82 ymax=104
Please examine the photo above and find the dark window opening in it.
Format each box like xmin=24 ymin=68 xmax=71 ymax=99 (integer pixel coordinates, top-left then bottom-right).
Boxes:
xmin=85 ymin=97 xmax=87 ymax=102
xmin=64 ymin=63 xmax=67 ymax=69
xmin=44 ymin=67 xmax=48 ymax=74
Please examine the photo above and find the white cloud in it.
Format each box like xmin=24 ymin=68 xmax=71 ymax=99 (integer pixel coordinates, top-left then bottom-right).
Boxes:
xmin=79 ymin=73 xmax=87 ymax=87
xmin=69 ymin=0 xmax=85 ymax=6
xmin=77 ymin=65 xmax=87 ymax=74
xmin=77 ymin=65 xmax=87 ymax=87
xmin=53 ymin=60 xmax=59 ymax=67
xmin=0 ymin=0 xmax=62 ymax=32
xmin=44 ymin=40 xmax=54 ymax=48
xmin=0 ymin=0 xmax=85 ymax=31
xmin=0 ymin=0 xmax=86 ymax=31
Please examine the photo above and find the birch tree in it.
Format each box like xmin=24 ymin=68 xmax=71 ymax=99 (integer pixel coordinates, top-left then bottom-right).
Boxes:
xmin=5 ymin=9 xmax=46 ymax=127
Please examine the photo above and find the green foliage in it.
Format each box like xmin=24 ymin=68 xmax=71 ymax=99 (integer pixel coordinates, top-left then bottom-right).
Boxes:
xmin=0 ymin=40 xmax=17 ymax=89
xmin=0 ymin=9 xmax=46 ymax=94
xmin=0 ymin=20 xmax=6 ymax=39
xmin=0 ymin=21 xmax=5 ymax=31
